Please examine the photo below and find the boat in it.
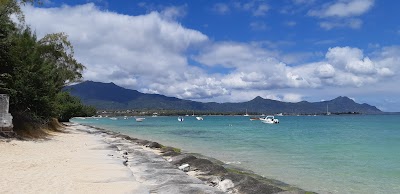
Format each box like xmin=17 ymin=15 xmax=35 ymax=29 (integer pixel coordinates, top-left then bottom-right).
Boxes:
xmin=326 ymin=104 xmax=331 ymax=115
xmin=110 ymin=117 xmax=117 ymax=120
xmin=152 ymin=113 xmax=158 ymax=117
xmin=135 ymin=118 xmax=145 ymax=122
xmin=196 ymin=116 xmax=203 ymax=120
xmin=260 ymin=115 xmax=279 ymax=124
xmin=244 ymin=109 xmax=249 ymax=116
xmin=276 ymin=113 xmax=283 ymax=116
xmin=250 ymin=117 xmax=260 ymax=121
xmin=178 ymin=116 xmax=184 ymax=122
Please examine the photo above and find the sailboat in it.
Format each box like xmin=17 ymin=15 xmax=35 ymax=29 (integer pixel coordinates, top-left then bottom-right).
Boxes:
xmin=244 ymin=109 xmax=249 ymax=116
xmin=326 ymin=104 xmax=331 ymax=115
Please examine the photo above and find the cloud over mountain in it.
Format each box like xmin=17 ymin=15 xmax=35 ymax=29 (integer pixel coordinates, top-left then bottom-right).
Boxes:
xmin=21 ymin=2 xmax=400 ymax=111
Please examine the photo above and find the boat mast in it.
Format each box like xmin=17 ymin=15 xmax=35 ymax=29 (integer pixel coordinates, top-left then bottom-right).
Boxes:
xmin=326 ymin=104 xmax=331 ymax=115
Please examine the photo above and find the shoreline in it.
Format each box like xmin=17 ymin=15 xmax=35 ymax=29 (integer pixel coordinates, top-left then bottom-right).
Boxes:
xmin=80 ymin=123 xmax=315 ymax=194
xmin=1 ymin=122 xmax=315 ymax=193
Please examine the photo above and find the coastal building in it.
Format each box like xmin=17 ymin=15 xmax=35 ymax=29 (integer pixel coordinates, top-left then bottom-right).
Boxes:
xmin=0 ymin=94 xmax=13 ymax=132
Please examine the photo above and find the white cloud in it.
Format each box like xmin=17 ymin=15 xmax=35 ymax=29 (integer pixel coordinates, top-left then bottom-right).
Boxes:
xmin=253 ymin=4 xmax=269 ymax=16
xmin=326 ymin=46 xmax=377 ymax=74
xmin=309 ymin=0 xmax=374 ymax=30
xmin=309 ymin=0 xmax=374 ymax=18
xmin=212 ymin=3 xmax=230 ymax=15
xmin=282 ymin=93 xmax=304 ymax=102
xmin=161 ymin=5 xmax=187 ymax=20
xmin=233 ymin=1 xmax=269 ymax=16
xmin=21 ymin=3 xmax=400 ymax=108
xmin=194 ymin=42 xmax=278 ymax=69
xmin=319 ymin=18 xmax=362 ymax=30
xmin=22 ymin=3 xmax=231 ymax=100
xmin=250 ymin=21 xmax=267 ymax=31
xmin=315 ymin=64 xmax=336 ymax=78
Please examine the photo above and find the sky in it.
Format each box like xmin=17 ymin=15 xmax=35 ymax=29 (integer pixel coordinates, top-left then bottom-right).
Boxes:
xmin=20 ymin=0 xmax=400 ymax=111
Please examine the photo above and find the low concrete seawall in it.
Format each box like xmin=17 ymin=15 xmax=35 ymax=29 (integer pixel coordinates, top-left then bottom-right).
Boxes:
xmin=0 ymin=94 xmax=13 ymax=132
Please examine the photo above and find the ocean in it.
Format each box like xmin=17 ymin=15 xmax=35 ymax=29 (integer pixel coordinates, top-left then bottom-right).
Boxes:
xmin=72 ymin=114 xmax=400 ymax=194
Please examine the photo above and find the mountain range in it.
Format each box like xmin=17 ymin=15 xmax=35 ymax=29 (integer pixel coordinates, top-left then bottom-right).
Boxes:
xmin=65 ymin=81 xmax=382 ymax=114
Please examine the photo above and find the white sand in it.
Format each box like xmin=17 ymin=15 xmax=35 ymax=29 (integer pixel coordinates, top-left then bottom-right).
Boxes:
xmin=0 ymin=127 xmax=149 ymax=194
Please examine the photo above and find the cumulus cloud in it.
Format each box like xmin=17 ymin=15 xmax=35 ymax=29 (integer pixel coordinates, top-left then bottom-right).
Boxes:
xmin=326 ymin=46 xmax=376 ymax=74
xmin=315 ymin=64 xmax=336 ymax=78
xmin=22 ymin=3 xmax=231 ymax=100
xmin=21 ymin=3 xmax=399 ymax=106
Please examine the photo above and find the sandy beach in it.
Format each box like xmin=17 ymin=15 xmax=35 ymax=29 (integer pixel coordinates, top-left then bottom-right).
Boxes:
xmin=0 ymin=124 xmax=226 ymax=194
xmin=0 ymin=125 xmax=150 ymax=194
xmin=0 ymin=123 xmax=310 ymax=194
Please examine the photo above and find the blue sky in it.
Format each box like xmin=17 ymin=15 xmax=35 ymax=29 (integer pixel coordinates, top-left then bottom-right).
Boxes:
xmin=22 ymin=0 xmax=400 ymax=111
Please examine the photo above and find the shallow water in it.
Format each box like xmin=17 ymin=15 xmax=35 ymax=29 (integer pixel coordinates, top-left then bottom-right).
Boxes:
xmin=72 ymin=115 xmax=400 ymax=194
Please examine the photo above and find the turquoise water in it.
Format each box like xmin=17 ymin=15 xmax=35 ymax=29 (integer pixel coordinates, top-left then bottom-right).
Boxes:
xmin=72 ymin=115 xmax=400 ymax=194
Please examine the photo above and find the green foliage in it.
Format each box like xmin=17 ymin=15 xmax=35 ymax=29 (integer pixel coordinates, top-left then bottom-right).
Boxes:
xmin=56 ymin=92 xmax=96 ymax=122
xmin=0 ymin=0 xmax=94 ymax=123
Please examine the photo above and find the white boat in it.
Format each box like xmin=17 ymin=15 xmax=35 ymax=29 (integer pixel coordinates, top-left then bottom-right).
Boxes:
xmin=326 ymin=104 xmax=331 ymax=115
xmin=276 ymin=113 xmax=283 ymax=116
xmin=152 ymin=113 xmax=158 ymax=117
xmin=110 ymin=117 xmax=117 ymax=120
xmin=260 ymin=115 xmax=279 ymax=124
xmin=135 ymin=118 xmax=145 ymax=122
xmin=178 ymin=116 xmax=184 ymax=122
xmin=244 ymin=109 xmax=249 ymax=116
xmin=196 ymin=116 xmax=203 ymax=120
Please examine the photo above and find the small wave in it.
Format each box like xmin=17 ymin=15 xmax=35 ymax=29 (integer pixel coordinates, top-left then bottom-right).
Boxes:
xmin=225 ymin=161 xmax=242 ymax=165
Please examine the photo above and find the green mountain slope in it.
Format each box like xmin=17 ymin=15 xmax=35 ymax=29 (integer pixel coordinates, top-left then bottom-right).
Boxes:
xmin=65 ymin=81 xmax=382 ymax=114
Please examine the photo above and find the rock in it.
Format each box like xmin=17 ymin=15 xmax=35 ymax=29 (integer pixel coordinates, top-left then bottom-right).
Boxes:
xmin=117 ymin=134 xmax=135 ymax=141
xmin=218 ymin=179 xmax=234 ymax=192
xmin=178 ymin=163 xmax=190 ymax=172
xmin=170 ymin=154 xmax=197 ymax=165
xmin=134 ymin=139 xmax=150 ymax=145
xmin=160 ymin=146 xmax=181 ymax=156
xmin=146 ymin=141 xmax=162 ymax=148
xmin=162 ymin=150 xmax=181 ymax=157
xmin=189 ymin=158 xmax=227 ymax=175
xmin=223 ymin=172 xmax=284 ymax=194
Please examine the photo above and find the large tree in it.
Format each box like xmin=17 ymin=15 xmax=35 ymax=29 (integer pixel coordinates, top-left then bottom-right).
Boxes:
xmin=1 ymin=0 xmax=94 ymax=122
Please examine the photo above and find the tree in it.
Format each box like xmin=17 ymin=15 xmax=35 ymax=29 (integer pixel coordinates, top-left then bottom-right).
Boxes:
xmin=1 ymin=0 xmax=94 ymax=124
xmin=56 ymin=92 xmax=96 ymax=122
